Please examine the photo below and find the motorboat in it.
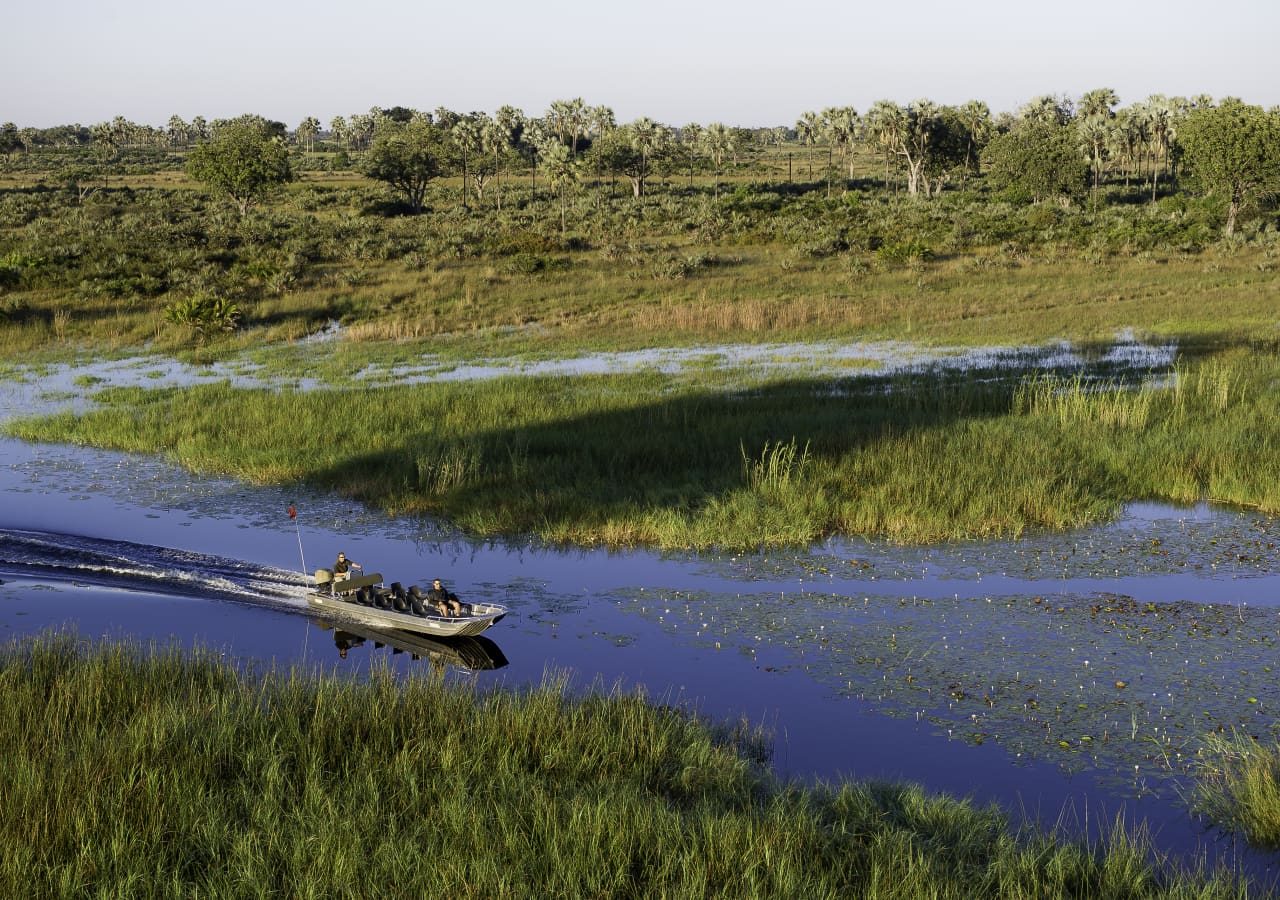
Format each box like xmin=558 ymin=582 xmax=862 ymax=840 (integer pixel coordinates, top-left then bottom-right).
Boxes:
xmin=307 ymin=569 xmax=507 ymax=638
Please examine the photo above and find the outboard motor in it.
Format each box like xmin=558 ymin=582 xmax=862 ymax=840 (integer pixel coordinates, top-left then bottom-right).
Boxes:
xmin=314 ymin=568 xmax=334 ymax=595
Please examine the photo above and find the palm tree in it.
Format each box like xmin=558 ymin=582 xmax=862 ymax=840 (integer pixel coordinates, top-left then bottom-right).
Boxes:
xmin=1078 ymin=88 xmax=1119 ymax=120
xmin=1142 ymin=95 xmax=1173 ymax=201
xmin=795 ymin=111 xmax=820 ymax=181
xmin=167 ymin=115 xmax=187 ymax=148
xmin=493 ymin=105 xmax=525 ymax=208
xmin=481 ymin=119 xmax=508 ymax=209
xmin=1108 ymin=107 xmax=1144 ymax=187
xmin=452 ymin=118 xmax=483 ymax=210
xmin=587 ymin=105 xmax=616 ymax=189
xmin=681 ymin=123 xmax=703 ymax=188
xmin=863 ymin=100 xmax=905 ymax=192
xmin=1076 ymin=90 xmax=1118 ymax=196
xmin=540 ymin=140 xmax=579 ymax=235
xmin=955 ymin=100 xmax=991 ymax=184
xmin=296 ymin=116 xmax=320 ymax=153
xmin=546 ymin=98 xmax=588 ymax=157
xmin=1019 ymin=94 xmax=1073 ymax=127
xmin=701 ymin=122 xmax=734 ymax=194
xmin=625 ymin=117 xmax=668 ymax=197
xmin=824 ymin=106 xmax=859 ymax=182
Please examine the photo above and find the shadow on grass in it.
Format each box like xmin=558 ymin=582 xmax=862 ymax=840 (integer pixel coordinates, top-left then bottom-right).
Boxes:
xmin=304 ymin=367 xmax=1057 ymax=541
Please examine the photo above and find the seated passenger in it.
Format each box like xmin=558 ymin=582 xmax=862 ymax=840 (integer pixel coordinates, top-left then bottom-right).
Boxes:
xmin=426 ymin=579 xmax=463 ymax=616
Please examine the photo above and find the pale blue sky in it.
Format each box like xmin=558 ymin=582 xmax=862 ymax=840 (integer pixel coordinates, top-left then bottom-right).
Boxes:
xmin=5 ymin=0 xmax=1277 ymax=127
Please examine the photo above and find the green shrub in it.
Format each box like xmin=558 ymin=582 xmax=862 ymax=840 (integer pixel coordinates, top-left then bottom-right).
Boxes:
xmin=163 ymin=293 xmax=242 ymax=340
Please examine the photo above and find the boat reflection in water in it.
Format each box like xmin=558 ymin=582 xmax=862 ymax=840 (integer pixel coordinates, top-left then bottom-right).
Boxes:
xmin=315 ymin=621 xmax=509 ymax=672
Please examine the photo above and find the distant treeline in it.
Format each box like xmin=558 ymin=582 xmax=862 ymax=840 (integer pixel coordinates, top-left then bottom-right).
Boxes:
xmin=3 ymin=92 xmax=1278 ymax=218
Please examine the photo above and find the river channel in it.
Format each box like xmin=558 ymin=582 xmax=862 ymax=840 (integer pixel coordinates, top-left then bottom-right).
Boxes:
xmin=2 ymin=345 xmax=1278 ymax=887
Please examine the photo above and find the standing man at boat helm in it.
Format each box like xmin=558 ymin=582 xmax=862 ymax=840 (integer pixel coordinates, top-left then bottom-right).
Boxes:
xmin=332 ymin=552 xmax=362 ymax=587
xmin=427 ymin=579 xmax=463 ymax=616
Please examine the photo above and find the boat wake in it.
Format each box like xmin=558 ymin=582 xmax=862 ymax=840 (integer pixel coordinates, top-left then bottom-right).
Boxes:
xmin=0 ymin=528 xmax=310 ymax=610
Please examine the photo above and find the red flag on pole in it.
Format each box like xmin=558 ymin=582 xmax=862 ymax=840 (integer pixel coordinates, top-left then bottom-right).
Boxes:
xmin=287 ymin=504 xmax=297 ymax=520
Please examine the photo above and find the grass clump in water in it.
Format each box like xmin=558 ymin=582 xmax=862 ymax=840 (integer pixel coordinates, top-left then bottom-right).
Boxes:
xmin=1192 ymin=730 xmax=1280 ymax=850
xmin=0 ymin=633 xmax=1248 ymax=898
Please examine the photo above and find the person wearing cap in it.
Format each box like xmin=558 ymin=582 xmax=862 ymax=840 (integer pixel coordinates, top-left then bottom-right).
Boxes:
xmin=426 ymin=578 xmax=462 ymax=616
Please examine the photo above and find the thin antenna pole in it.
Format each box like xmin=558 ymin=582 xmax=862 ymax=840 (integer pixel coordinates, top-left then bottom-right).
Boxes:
xmin=288 ymin=503 xmax=307 ymax=580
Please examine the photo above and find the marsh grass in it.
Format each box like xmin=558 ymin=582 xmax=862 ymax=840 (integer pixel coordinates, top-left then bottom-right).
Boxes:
xmin=9 ymin=347 xmax=1280 ymax=549
xmin=0 ymin=633 xmax=1246 ymax=898
xmin=1192 ymin=731 xmax=1280 ymax=850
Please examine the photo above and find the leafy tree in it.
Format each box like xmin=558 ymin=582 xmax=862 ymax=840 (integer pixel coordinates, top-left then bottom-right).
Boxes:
xmin=186 ymin=117 xmax=293 ymax=215
xmin=0 ymin=123 xmax=21 ymax=157
xmin=869 ymin=100 xmax=962 ymax=198
xmin=61 ymin=165 xmax=106 ymax=205
xmin=983 ymin=122 xmax=1089 ymax=204
xmin=1180 ymin=100 xmax=1280 ymax=235
xmin=593 ymin=118 xmax=669 ymax=198
xmin=382 ymin=106 xmax=416 ymax=124
xmin=361 ymin=118 xmax=445 ymax=214
xmin=930 ymin=107 xmax=979 ymax=194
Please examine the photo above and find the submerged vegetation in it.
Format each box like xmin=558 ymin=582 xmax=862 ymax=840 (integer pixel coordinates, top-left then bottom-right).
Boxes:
xmin=8 ymin=347 xmax=1280 ymax=548
xmin=0 ymin=632 xmax=1250 ymax=898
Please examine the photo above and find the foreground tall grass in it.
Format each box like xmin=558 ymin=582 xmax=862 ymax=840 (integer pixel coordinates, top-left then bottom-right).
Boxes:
xmin=1192 ymin=731 xmax=1280 ymax=851
xmin=10 ymin=346 xmax=1280 ymax=549
xmin=0 ymin=633 xmax=1248 ymax=898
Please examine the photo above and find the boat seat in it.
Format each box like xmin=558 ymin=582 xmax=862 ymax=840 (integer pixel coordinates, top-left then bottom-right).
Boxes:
xmin=331 ymin=573 xmax=383 ymax=595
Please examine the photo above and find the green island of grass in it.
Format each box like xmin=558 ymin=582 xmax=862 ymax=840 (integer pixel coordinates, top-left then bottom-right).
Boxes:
xmin=0 ymin=633 xmax=1248 ymax=898
xmin=8 ymin=348 xmax=1280 ymax=549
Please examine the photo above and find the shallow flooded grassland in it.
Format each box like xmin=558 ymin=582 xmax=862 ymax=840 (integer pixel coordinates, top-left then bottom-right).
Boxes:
xmin=0 ymin=634 xmax=1249 ymax=899
xmin=5 ymin=341 xmax=1280 ymax=890
xmin=9 ymin=345 xmax=1280 ymax=549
